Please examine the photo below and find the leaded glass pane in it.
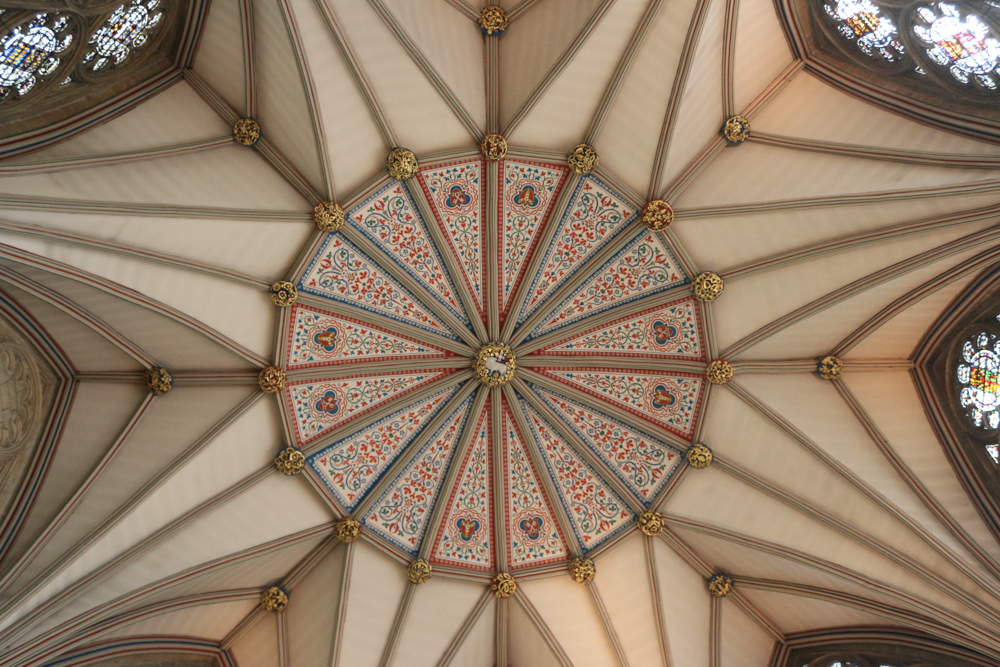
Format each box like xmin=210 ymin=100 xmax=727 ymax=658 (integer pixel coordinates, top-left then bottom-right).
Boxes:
xmin=0 ymin=13 xmax=73 ymax=99
xmin=824 ymin=0 xmax=905 ymax=59
xmin=912 ymin=2 xmax=1000 ymax=87
xmin=85 ymin=0 xmax=164 ymax=71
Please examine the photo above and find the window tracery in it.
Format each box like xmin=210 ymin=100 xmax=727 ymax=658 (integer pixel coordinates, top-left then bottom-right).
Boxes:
xmin=0 ymin=13 xmax=73 ymax=99
xmin=781 ymin=633 xmax=995 ymax=667
xmin=818 ymin=0 xmax=1000 ymax=94
xmin=84 ymin=0 xmax=164 ymax=72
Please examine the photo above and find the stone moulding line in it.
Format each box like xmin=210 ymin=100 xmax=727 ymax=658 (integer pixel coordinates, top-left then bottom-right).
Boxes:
xmin=0 ymin=217 xmax=272 ymax=290
xmin=313 ymin=0 xmax=396 ymax=149
xmin=501 ymin=0 xmax=617 ymax=138
xmin=0 ymin=391 xmax=268 ymax=647
xmin=0 ymin=137 xmax=232 ymax=176
xmin=0 ymin=243 xmax=269 ymax=367
xmin=587 ymin=580 xmax=631 ymax=666
xmin=721 ymin=0 xmax=740 ymax=119
xmin=719 ymin=225 xmax=1000 ymax=359
xmin=436 ymin=587 xmax=493 ymax=667
xmin=725 ymin=380 xmax=1000 ymax=601
xmin=0 ymin=466 xmax=277 ymax=667
xmin=586 ymin=0 xmax=667 ymax=145
xmin=236 ymin=0 xmax=256 ymax=116
xmin=644 ymin=536 xmax=674 ymax=665
xmin=512 ymin=588 xmax=574 ymax=666
xmin=0 ymin=193 xmax=310 ymax=221
xmin=751 ymin=132 xmax=1000 ymax=169
xmin=366 ymin=0 xmax=482 ymax=141
xmin=0 ymin=263 xmax=155 ymax=367
xmin=278 ymin=0 xmax=336 ymax=201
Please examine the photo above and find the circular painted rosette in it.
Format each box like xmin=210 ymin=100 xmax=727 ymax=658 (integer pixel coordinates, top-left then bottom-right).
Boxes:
xmin=279 ymin=148 xmax=708 ymax=577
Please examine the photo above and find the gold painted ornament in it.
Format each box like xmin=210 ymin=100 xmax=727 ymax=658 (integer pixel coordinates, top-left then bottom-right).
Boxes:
xmin=638 ymin=510 xmax=664 ymax=536
xmin=474 ymin=343 xmax=517 ymax=387
xmin=274 ymin=446 xmax=305 ymax=475
xmin=817 ymin=355 xmax=843 ymax=380
xmin=707 ymin=573 xmax=733 ymax=597
xmin=386 ymin=148 xmax=418 ymax=180
xmin=568 ymin=557 xmax=596 ymax=584
xmin=567 ymin=143 xmax=599 ymax=175
xmin=407 ymin=559 xmax=432 ymax=584
xmin=259 ymin=586 xmax=289 ymax=612
xmin=313 ymin=201 xmax=346 ymax=232
xmin=705 ymin=359 xmax=733 ymax=385
xmin=491 ymin=572 xmax=517 ymax=598
xmin=143 ymin=367 xmax=172 ymax=395
xmin=334 ymin=517 xmax=362 ymax=543
xmin=641 ymin=200 xmax=674 ymax=231
xmin=722 ymin=115 xmax=750 ymax=144
xmin=686 ymin=443 xmax=713 ymax=469
xmin=693 ymin=271 xmax=724 ymax=301
xmin=233 ymin=118 xmax=261 ymax=146
xmin=478 ymin=5 xmax=509 ymax=35
xmin=480 ymin=133 xmax=508 ymax=161
xmin=269 ymin=281 xmax=297 ymax=307
xmin=258 ymin=366 xmax=287 ymax=394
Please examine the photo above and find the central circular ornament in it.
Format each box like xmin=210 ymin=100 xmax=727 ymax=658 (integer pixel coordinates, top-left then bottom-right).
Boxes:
xmin=474 ymin=343 xmax=517 ymax=386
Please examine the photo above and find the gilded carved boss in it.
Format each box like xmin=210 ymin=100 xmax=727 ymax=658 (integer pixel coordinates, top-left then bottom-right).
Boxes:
xmin=567 ymin=143 xmax=599 ymax=175
xmin=269 ymin=281 xmax=298 ymax=307
xmin=722 ymin=115 xmax=750 ymax=144
xmin=638 ymin=510 xmax=664 ymax=536
xmin=817 ymin=355 xmax=844 ymax=380
xmin=334 ymin=517 xmax=362 ymax=543
xmin=407 ymin=559 xmax=433 ymax=584
xmin=233 ymin=118 xmax=261 ymax=146
xmin=386 ymin=148 xmax=418 ymax=181
xmin=479 ymin=6 xmax=509 ymax=35
xmin=693 ymin=271 xmax=724 ymax=302
xmin=707 ymin=573 xmax=733 ymax=597
xmin=274 ymin=446 xmax=306 ymax=475
xmin=474 ymin=343 xmax=517 ymax=387
xmin=686 ymin=443 xmax=713 ymax=469
xmin=258 ymin=366 xmax=287 ymax=394
xmin=641 ymin=200 xmax=674 ymax=231
xmin=143 ymin=367 xmax=173 ymax=395
xmin=313 ymin=201 xmax=346 ymax=232
xmin=259 ymin=586 xmax=289 ymax=612
xmin=480 ymin=133 xmax=508 ymax=161
xmin=491 ymin=572 xmax=517 ymax=598
xmin=568 ymin=557 xmax=596 ymax=584
xmin=705 ymin=359 xmax=734 ymax=385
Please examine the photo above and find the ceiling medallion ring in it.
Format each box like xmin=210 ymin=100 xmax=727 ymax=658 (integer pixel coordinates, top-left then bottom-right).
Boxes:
xmin=474 ymin=342 xmax=517 ymax=386
xmin=313 ymin=201 xmax=346 ymax=232
xmin=722 ymin=115 xmax=751 ymax=143
xmin=567 ymin=143 xmax=600 ymax=175
xmin=386 ymin=147 xmax=418 ymax=180
xmin=233 ymin=118 xmax=261 ymax=146
xmin=479 ymin=6 xmax=509 ymax=35
xmin=641 ymin=199 xmax=674 ymax=231
xmin=491 ymin=572 xmax=517 ymax=598
xmin=480 ymin=132 xmax=508 ymax=161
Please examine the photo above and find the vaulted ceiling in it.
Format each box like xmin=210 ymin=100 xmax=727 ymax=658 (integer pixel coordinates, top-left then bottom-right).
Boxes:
xmin=1 ymin=1 xmax=1000 ymax=666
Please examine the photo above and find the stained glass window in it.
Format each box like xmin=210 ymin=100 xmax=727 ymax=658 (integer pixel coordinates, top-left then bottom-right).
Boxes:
xmin=824 ymin=0 xmax=905 ymax=60
xmin=957 ymin=332 xmax=1000 ymax=429
xmin=988 ymin=443 xmax=999 ymax=463
xmin=913 ymin=3 xmax=1000 ymax=88
xmin=84 ymin=0 xmax=163 ymax=71
xmin=0 ymin=14 xmax=73 ymax=99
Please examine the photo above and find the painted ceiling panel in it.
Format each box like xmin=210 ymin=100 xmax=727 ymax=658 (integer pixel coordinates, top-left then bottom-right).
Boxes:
xmin=191 ymin=0 xmax=249 ymax=115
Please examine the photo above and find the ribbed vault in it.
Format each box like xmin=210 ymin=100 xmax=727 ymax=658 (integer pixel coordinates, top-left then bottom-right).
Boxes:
xmin=0 ymin=0 xmax=999 ymax=666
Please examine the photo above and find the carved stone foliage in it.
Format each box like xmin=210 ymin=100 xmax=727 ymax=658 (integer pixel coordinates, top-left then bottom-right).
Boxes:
xmin=0 ymin=0 xmax=196 ymax=146
xmin=0 ymin=317 xmax=59 ymax=522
